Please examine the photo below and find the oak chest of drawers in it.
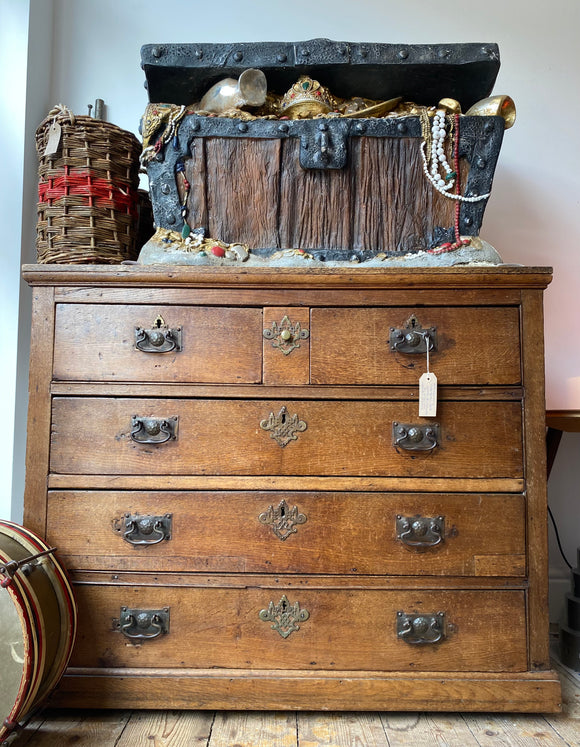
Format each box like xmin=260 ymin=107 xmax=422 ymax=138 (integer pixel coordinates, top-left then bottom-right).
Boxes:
xmin=22 ymin=264 xmax=561 ymax=712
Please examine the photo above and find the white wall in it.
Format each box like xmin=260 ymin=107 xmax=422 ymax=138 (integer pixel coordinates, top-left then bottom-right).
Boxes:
xmin=5 ymin=0 xmax=580 ymax=617
xmin=2 ymin=0 xmax=55 ymax=523
xmin=0 ymin=1 xmax=29 ymax=522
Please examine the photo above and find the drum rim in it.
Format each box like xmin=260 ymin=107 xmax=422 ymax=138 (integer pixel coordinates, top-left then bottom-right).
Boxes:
xmin=0 ymin=548 xmax=41 ymax=739
xmin=7 ymin=523 xmax=78 ymax=701
xmin=0 ymin=521 xmax=77 ymax=728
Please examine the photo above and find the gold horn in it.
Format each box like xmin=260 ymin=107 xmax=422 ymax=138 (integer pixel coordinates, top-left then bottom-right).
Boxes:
xmin=465 ymin=95 xmax=516 ymax=129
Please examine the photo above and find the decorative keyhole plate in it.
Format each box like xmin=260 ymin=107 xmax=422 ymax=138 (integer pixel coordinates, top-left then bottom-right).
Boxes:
xmin=258 ymin=499 xmax=307 ymax=540
xmin=263 ymin=315 xmax=309 ymax=355
xmin=260 ymin=406 xmax=307 ymax=447
xmin=259 ymin=595 xmax=310 ymax=638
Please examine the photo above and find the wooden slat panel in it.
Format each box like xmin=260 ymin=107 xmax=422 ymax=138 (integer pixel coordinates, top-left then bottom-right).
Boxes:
xmin=69 ymin=586 xmax=527 ymax=672
xmin=23 ymin=286 xmax=55 ymax=535
xmin=52 ymin=285 xmax=525 ymax=307
xmin=350 ymin=138 xmax=455 ymax=253
xmin=311 ymin=306 xmax=521 ymax=385
xmin=204 ymin=138 xmax=281 ymax=247
xmin=521 ymin=289 xmax=551 ymax=671
xmin=49 ymin=398 xmax=523 ymax=479
xmin=69 ymin=570 xmax=527 ymax=590
xmin=46 ymin=490 xmax=526 ymax=577
xmin=49 ymin=382 xmax=524 ymax=402
xmin=46 ymin=474 xmax=526 ymax=492
xmin=278 ymin=139 xmax=352 ymax=251
xmin=23 ymin=264 xmax=553 ymax=291
xmin=53 ymin=304 xmax=263 ymax=384
xmin=184 ymin=137 xmax=208 ymax=231
xmin=50 ymin=669 xmax=563 ymax=712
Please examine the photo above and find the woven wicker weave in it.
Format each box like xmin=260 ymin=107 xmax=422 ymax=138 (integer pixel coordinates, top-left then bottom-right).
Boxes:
xmin=36 ymin=106 xmax=143 ymax=264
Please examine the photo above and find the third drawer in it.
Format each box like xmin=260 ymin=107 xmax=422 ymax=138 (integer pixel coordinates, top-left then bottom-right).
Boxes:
xmin=47 ymin=490 xmax=526 ymax=577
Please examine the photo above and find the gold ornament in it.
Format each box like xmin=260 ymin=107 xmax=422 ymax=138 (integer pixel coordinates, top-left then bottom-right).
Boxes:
xmin=465 ymin=95 xmax=516 ymax=129
xmin=280 ymin=76 xmax=337 ymax=119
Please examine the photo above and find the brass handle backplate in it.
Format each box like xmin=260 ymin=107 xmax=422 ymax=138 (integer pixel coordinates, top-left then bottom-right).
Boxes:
xmin=393 ymin=422 xmax=439 ymax=452
xmin=396 ymin=515 xmax=445 ymax=550
xmin=397 ymin=611 xmax=446 ymax=645
xmin=118 ymin=607 xmax=170 ymax=640
xmin=114 ymin=513 xmax=173 ymax=546
xmin=389 ymin=315 xmax=437 ymax=355
xmin=135 ymin=326 xmax=181 ymax=353
xmin=135 ymin=315 xmax=182 ymax=353
xmin=130 ymin=416 xmax=178 ymax=444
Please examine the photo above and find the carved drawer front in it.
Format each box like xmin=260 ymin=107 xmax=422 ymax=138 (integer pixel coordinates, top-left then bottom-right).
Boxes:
xmin=53 ymin=304 xmax=263 ymax=383
xmin=69 ymin=583 xmax=527 ymax=673
xmin=50 ymin=397 xmax=523 ymax=479
xmin=310 ymin=307 xmax=521 ymax=385
xmin=47 ymin=490 xmax=526 ymax=577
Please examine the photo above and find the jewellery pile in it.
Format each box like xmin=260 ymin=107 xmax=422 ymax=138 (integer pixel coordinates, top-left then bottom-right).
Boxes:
xmin=140 ymin=104 xmax=186 ymax=166
xmin=152 ymin=227 xmax=250 ymax=261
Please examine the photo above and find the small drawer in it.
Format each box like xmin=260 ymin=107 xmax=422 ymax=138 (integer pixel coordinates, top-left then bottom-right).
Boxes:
xmin=47 ymin=490 xmax=526 ymax=577
xmin=50 ymin=397 xmax=523 ymax=479
xmin=53 ymin=304 xmax=263 ymax=383
xmin=69 ymin=582 xmax=527 ymax=673
xmin=310 ymin=307 xmax=521 ymax=385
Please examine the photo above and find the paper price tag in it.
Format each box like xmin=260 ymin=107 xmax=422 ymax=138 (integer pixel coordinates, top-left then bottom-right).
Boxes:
xmin=43 ymin=122 xmax=62 ymax=157
xmin=419 ymin=372 xmax=438 ymax=417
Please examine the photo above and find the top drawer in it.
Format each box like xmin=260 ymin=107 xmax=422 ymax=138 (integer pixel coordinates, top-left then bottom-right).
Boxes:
xmin=53 ymin=304 xmax=263 ymax=384
xmin=53 ymin=303 xmax=521 ymax=386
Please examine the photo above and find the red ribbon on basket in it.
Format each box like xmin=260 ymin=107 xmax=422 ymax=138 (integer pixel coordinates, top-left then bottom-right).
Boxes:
xmin=38 ymin=167 xmax=139 ymax=217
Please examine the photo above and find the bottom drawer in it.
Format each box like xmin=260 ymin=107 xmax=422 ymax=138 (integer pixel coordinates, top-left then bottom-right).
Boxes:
xmin=70 ymin=582 xmax=527 ymax=673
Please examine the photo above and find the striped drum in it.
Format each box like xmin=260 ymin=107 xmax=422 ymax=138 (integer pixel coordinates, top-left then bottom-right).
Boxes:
xmin=0 ymin=520 xmax=76 ymax=742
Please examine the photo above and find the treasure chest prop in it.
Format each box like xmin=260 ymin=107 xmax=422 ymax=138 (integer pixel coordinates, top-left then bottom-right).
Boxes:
xmin=139 ymin=39 xmax=512 ymax=264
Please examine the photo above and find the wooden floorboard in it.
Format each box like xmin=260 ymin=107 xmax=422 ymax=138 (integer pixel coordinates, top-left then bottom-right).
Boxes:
xmin=381 ymin=712 xmax=480 ymax=746
xmin=117 ymin=710 xmax=214 ymax=746
xmin=298 ymin=711 xmax=388 ymax=746
xmin=208 ymin=712 xmax=297 ymax=747
xmin=6 ymin=660 xmax=580 ymax=747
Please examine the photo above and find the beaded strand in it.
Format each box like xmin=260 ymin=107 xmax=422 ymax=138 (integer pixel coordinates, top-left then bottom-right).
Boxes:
xmin=420 ymin=108 xmax=490 ymax=203
xmin=428 ymin=113 xmax=473 ymax=254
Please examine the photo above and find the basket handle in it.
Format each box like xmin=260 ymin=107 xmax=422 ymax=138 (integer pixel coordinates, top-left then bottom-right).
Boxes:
xmin=47 ymin=103 xmax=76 ymax=126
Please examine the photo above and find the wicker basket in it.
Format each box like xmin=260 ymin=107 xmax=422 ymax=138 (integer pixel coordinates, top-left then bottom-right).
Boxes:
xmin=36 ymin=105 xmax=143 ymax=264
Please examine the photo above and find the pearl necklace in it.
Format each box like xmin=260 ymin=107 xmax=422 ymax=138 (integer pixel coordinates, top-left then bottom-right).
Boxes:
xmin=420 ymin=109 xmax=490 ymax=203
xmin=429 ymin=109 xmax=455 ymax=192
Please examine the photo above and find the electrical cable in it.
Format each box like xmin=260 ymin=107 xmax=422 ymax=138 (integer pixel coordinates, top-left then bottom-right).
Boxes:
xmin=548 ymin=504 xmax=573 ymax=570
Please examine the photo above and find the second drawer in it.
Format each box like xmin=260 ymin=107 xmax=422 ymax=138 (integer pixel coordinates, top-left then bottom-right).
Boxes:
xmin=50 ymin=398 xmax=523 ymax=479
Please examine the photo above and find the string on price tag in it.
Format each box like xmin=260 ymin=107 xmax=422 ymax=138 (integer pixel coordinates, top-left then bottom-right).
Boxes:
xmin=419 ymin=333 xmax=437 ymax=417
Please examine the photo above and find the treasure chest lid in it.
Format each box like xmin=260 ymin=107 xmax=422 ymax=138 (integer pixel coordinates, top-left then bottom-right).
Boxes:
xmin=141 ymin=38 xmax=500 ymax=111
